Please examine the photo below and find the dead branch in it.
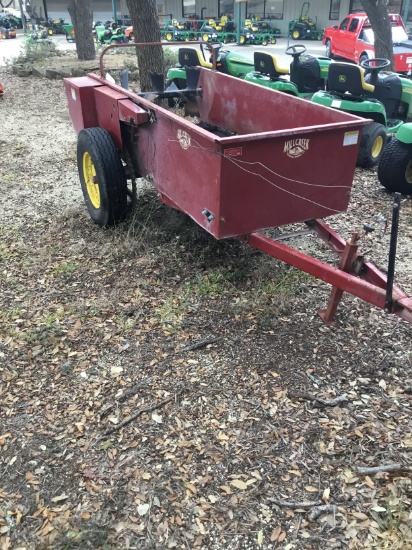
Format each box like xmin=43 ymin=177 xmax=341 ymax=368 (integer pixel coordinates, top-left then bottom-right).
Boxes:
xmin=356 ymin=463 xmax=405 ymax=476
xmin=100 ymin=377 xmax=154 ymax=418
xmin=308 ymin=505 xmax=337 ymax=522
xmin=268 ymin=499 xmax=322 ymax=509
xmin=182 ymin=337 xmax=219 ymax=352
xmin=292 ymin=393 xmax=348 ymax=408
xmin=102 ymin=389 xmax=184 ymax=436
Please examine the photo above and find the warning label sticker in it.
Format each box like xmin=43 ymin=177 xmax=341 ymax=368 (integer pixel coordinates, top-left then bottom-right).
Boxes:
xmin=343 ymin=131 xmax=359 ymax=146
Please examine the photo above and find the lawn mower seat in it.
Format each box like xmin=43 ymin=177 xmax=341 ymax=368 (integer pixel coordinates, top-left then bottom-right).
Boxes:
xmin=245 ymin=19 xmax=259 ymax=32
xmin=178 ymin=48 xmax=213 ymax=69
xmin=327 ymin=62 xmax=374 ymax=97
xmin=215 ymin=15 xmax=228 ymax=30
xmin=364 ymin=72 xmax=402 ymax=120
xmin=290 ymin=55 xmax=325 ymax=94
xmin=254 ymin=52 xmax=289 ymax=79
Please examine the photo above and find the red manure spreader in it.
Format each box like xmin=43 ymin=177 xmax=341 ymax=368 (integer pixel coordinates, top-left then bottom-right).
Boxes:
xmin=64 ymin=42 xmax=412 ymax=325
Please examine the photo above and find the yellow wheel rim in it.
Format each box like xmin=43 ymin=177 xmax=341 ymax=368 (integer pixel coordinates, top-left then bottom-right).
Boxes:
xmin=293 ymin=31 xmax=299 ymax=39
xmin=262 ymin=40 xmax=268 ymax=46
xmin=240 ymin=35 xmax=245 ymax=44
xmin=83 ymin=152 xmax=100 ymax=209
xmin=166 ymin=32 xmax=172 ymax=40
xmin=372 ymin=135 xmax=383 ymax=158
xmin=405 ymin=160 xmax=412 ymax=184
xmin=203 ymin=34 xmax=209 ymax=41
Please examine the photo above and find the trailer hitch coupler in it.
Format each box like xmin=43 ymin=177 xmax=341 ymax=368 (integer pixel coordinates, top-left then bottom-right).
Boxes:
xmin=385 ymin=193 xmax=401 ymax=313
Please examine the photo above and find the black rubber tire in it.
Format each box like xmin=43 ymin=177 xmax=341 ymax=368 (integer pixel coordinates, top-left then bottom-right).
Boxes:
xmin=356 ymin=122 xmax=387 ymax=169
xmin=77 ymin=128 xmax=128 ymax=227
xmin=325 ymin=40 xmax=333 ymax=59
xmin=378 ymin=137 xmax=412 ymax=195
xmin=359 ymin=53 xmax=369 ymax=65
xmin=292 ymin=29 xmax=301 ymax=40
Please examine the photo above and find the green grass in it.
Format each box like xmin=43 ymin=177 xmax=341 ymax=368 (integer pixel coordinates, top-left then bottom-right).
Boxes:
xmin=51 ymin=262 xmax=77 ymax=277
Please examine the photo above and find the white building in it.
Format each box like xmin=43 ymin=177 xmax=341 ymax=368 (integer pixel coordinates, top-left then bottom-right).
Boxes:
xmin=26 ymin=0 xmax=412 ymax=34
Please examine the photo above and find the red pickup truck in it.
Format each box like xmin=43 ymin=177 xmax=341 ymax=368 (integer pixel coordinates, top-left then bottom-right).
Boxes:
xmin=323 ymin=13 xmax=412 ymax=73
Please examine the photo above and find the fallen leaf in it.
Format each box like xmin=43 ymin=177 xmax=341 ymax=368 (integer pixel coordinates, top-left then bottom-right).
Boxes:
xmin=185 ymin=482 xmax=196 ymax=494
xmin=270 ymin=526 xmax=282 ymax=541
xmin=110 ymin=366 xmax=123 ymax=376
xmin=322 ymin=487 xmax=330 ymax=502
xmin=230 ymin=479 xmax=248 ymax=490
xmin=51 ymin=494 xmax=69 ymax=503
xmin=152 ymin=413 xmax=163 ymax=424
xmin=371 ymin=505 xmax=387 ymax=512
xmin=137 ymin=503 xmax=150 ymax=516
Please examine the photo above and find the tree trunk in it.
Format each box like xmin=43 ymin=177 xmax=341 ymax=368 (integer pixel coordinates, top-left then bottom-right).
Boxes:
xmin=67 ymin=0 xmax=95 ymax=62
xmin=126 ymin=0 xmax=164 ymax=92
xmin=360 ymin=0 xmax=395 ymax=70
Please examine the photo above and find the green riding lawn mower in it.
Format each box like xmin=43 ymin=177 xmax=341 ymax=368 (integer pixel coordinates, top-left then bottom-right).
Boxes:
xmin=244 ymin=44 xmax=333 ymax=98
xmin=93 ymin=24 xmax=127 ymax=44
xmin=166 ymin=44 xmax=332 ymax=98
xmin=378 ymin=124 xmax=412 ymax=195
xmin=311 ymin=58 xmax=412 ymax=170
xmin=238 ymin=18 xmax=279 ymax=46
xmin=289 ymin=2 xmax=323 ymax=40
xmin=166 ymin=44 xmax=254 ymax=90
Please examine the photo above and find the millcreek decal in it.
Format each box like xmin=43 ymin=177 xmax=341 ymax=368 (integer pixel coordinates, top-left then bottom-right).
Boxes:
xmin=178 ymin=129 xmax=191 ymax=149
xmin=284 ymin=138 xmax=310 ymax=158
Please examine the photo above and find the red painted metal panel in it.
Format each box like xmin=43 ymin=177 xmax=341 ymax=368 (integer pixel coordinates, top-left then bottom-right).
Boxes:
xmin=197 ymin=69 xmax=366 ymax=135
xmin=134 ymin=112 xmax=223 ymax=236
xmin=94 ymin=87 xmax=130 ymax=150
xmin=118 ymin=99 xmax=149 ymax=126
xmin=63 ymin=77 xmax=103 ymax=135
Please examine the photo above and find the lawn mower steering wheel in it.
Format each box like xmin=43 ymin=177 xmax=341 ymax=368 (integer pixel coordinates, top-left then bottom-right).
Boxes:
xmin=201 ymin=41 xmax=223 ymax=64
xmin=360 ymin=58 xmax=391 ymax=86
xmin=360 ymin=58 xmax=391 ymax=71
xmin=285 ymin=44 xmax=307 ymax=58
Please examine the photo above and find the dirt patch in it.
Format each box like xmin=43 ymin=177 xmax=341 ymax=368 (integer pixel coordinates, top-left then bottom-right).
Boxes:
xmin=1 ymin=65 xmax=412 ymax=550
xmin=33 ymin=48 xmax=138 ymax=74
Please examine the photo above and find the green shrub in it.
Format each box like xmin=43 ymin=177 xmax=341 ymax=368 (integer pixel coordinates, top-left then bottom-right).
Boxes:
xmin=163 ymin=47 xmax=178 ymax=75
xmin=16 ymin=33 xmax=58 ymax=64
